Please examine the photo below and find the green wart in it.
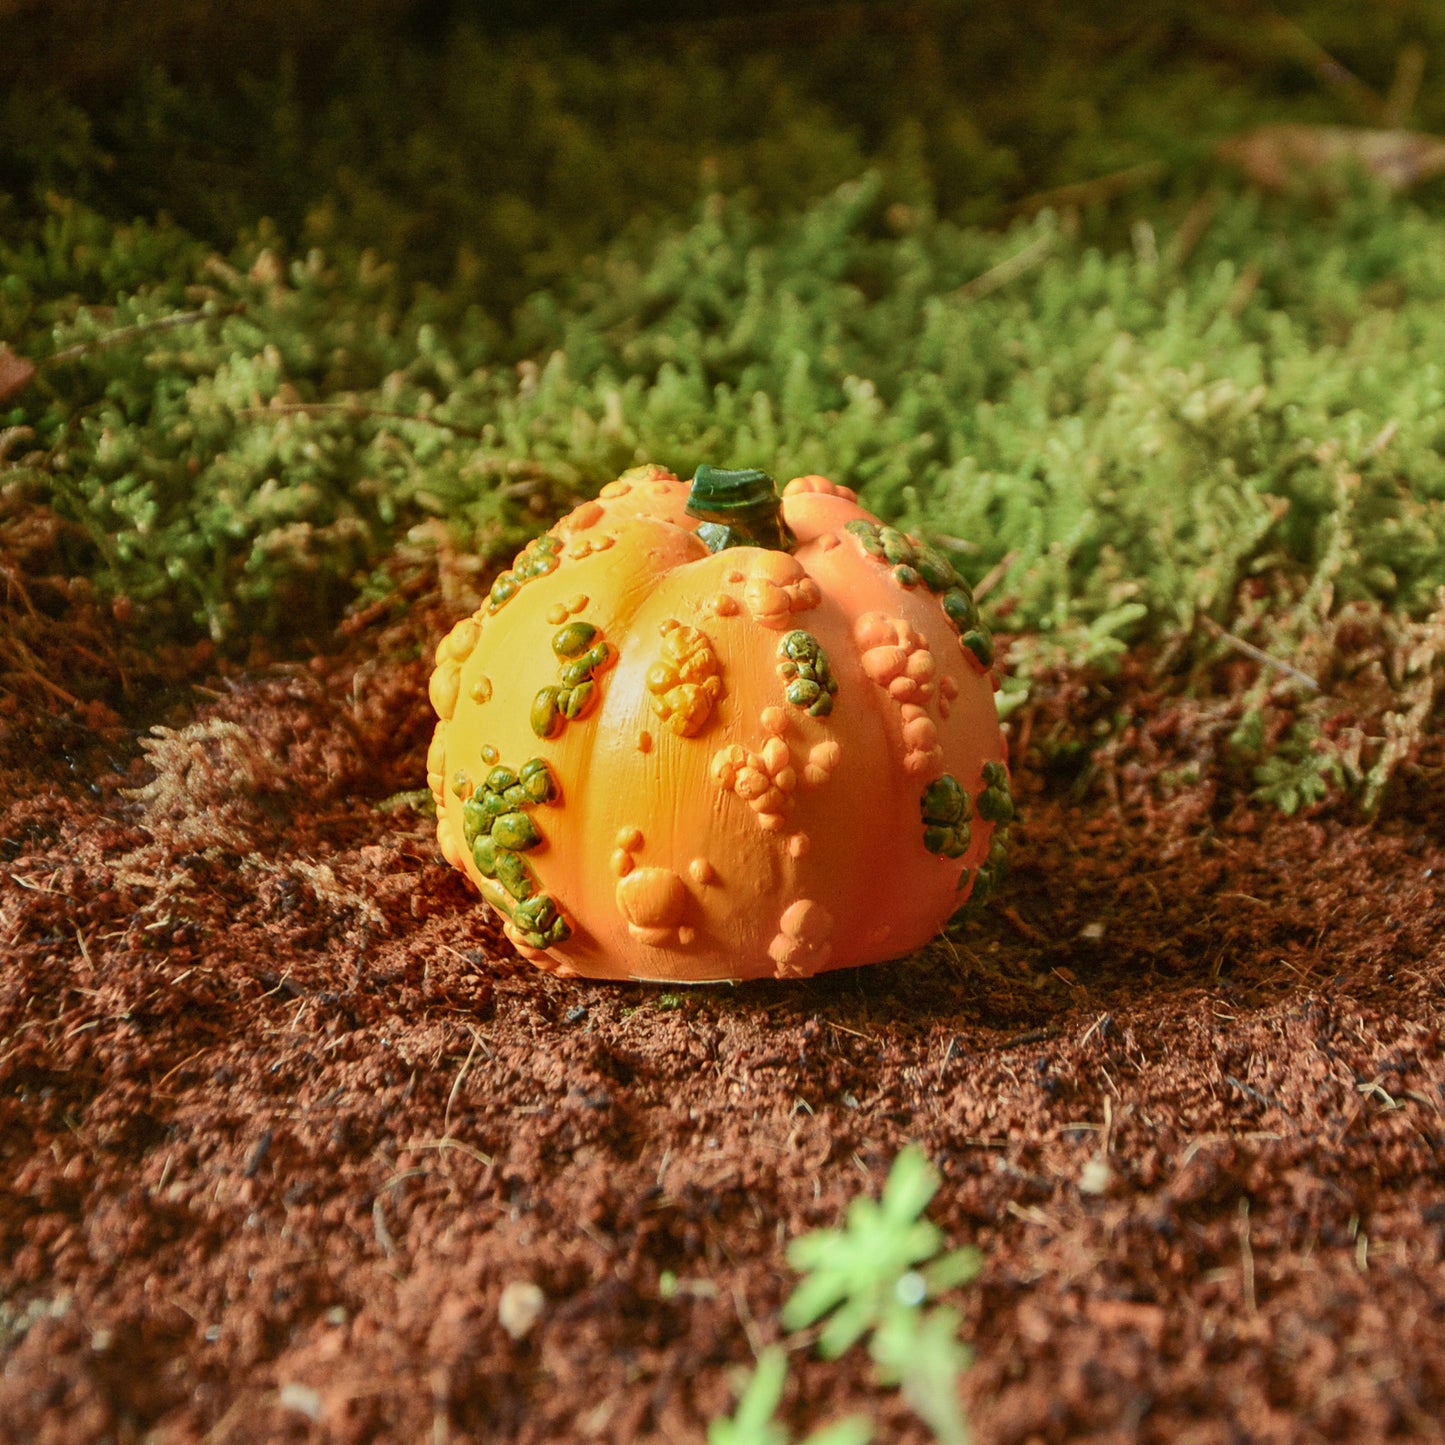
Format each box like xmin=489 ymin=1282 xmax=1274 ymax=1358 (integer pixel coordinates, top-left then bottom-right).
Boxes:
xmin=845 ymin=519 xmax=994 ymax=667
xmin=459 ymin=756 xmax=572 ymax=948
xmin=777 ymin=629 xmax=839 ymax=717
xmin=920 ymin=773 xmax=972 ymax=859
xmin=531 ymin=619 xmax=615 ymax=738
xmin=949 ymin=762 xmax=1014 ymax=923
xmin=488 ymin=533 xmax=563 ymax=613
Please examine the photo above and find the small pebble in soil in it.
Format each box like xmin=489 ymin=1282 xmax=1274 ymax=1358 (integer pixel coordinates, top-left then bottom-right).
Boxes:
xmin=278 ymin=1383 xmax=323 ymax=1421
xmin=1079 ymin=1155 xmax=1112 ymax=1195
xmin=498 ymin=1280 xmax=546 ymax=1340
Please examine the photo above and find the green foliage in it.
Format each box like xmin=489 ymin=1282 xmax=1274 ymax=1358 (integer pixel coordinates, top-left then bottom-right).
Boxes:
xmin=782 ymin=1143 xmax=980 ymax=1357
xmin=712 ymin=1145 xmax=982 ymax=1444
xmin=2 ymin=200 xmax=523 ymax=640
xmin=871 ymin=1302 xmax=975 ymax=1445
xmin=11 ymin=168 xmax=1445 ymax=703
xmin=15 ymin=3 xmax=1444 ymax=312
xmin=780 ymin=1143 xmax=981 ymax=1445
xmin=708 ymin=1348 xmax=872 ymax=1445
xmin=507 ymin=177 xmax=1445 ymax=651
xmin=1234 ymin=711 xmax=1347 ymax=815
xmin=1250 ymin=728 xmax=1345 ymax=816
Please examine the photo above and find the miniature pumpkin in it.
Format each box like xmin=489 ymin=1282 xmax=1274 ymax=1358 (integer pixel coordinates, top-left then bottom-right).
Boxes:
xmin=426 ymin=464 xmax=1012 ymax=983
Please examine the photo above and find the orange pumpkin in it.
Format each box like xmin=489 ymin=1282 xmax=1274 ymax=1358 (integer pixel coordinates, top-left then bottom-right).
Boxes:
xmin=426 ymin=465 xmax=1011 ymax=982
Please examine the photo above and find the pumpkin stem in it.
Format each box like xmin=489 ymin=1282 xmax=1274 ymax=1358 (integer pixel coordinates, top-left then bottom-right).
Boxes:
xmin=686 ymin=465 xmax=795 ymax=553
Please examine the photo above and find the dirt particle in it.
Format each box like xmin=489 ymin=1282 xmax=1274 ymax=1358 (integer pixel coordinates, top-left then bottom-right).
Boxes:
xmin=498 ymin=1281 xmax=546 ymax=1341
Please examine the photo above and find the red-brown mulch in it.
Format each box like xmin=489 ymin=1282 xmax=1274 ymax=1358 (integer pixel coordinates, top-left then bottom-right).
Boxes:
xmin=2 ymin=510 xmax=1443 ymax=1444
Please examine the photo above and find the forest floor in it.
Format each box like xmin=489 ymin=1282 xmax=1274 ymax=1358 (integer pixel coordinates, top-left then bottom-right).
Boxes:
xmin=2 ymin=498 xmax=1443 ymax=1444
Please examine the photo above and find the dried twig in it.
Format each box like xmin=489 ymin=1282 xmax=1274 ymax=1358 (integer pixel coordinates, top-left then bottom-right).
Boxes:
xmin=372 ymin=1195 xmax=397 ymax=1258
xmin=971 ymin=550 xmax=1016 ymax=603
xmin=403 ymin=1137 xmax=493 ymax=1168
xmin=1382 ymin=42 xmax=1427 ymax=129
xmin=2 ymin=660 xmax=84 ymax=709
xmin=1219 ymin=124 xmax=1445 ymax=194
xmin=1237 ymin=1198 xmax=1258 ymax=1317
xmin=1262 ymin=12 xmax=1384 ymax=123
xmin=999 ymin=906 xmax=1044 ymax=943
xmin=231 ymin=401 xmax=489 ymax=438
xmin=955 ymin=232 xmax=1055 ymax=301
xmin=442 ymin=1033 xmax=481 ymax=1139
xmin=994 ymin=1027 xmax=1058 ymax=1052
xmin=42 ymin=303 xmax=247 ymax=367
xmin=1008 ymin=161 xmax=1166 ymax=220
xmin=1201 ymin=615 xmax=1320 ymax=692
xmin=1166 ymin=191 xmax=1219 ymax=270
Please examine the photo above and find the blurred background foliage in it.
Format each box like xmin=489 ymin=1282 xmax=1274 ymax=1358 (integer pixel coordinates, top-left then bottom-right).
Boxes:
xmin=5 ymin=1 xmax=1444 ymax=314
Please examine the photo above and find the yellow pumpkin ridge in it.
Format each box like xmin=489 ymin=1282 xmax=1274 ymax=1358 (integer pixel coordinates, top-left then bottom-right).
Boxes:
xmin=562 ymin=501 xmax=604 ymax=530
xmin=436 ymin=616 xmax=481 ymax=665
xmin=428 ymin=661 xmax=461 ymax=720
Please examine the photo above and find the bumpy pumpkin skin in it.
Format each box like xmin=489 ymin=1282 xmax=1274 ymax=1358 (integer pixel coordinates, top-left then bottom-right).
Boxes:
xmin=427 ymin=465 xmax=1011 ymax=983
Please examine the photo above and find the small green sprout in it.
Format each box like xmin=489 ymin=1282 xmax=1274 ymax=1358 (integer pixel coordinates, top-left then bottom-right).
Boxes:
xmin=1232 ymin=713 xmax=1347 ymax=815
xmin=870 ymin=1301 xmax=975 ymax=1445
xmin=1252 ymin=741 xmax=1343 ymax=815
xmin=708 ymin=1347 xmax=872 ymax=1445
xmin=782 ymin=1144 xmax=981 ymax=1360
xmin=714 ymin=1145 xmax=983 ymax=1445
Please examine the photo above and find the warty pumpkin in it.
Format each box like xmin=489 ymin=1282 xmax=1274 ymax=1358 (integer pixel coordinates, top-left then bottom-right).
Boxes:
xmin=426 ymin=464 xmax=1012 ymax=983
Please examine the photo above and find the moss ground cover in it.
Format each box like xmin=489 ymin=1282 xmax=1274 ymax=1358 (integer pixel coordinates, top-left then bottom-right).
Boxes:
xmin=3 ymin=2 xmax=1445 ymax=805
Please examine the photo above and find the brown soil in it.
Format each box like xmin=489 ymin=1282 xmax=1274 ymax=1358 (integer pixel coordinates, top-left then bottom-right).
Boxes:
xmin=3 ymin=503 xmax=1444 ymax=1445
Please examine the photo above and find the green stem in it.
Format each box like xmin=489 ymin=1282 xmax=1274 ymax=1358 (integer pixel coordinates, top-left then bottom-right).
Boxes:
xmin=685 ymin=465 xmax=795 ymax=553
